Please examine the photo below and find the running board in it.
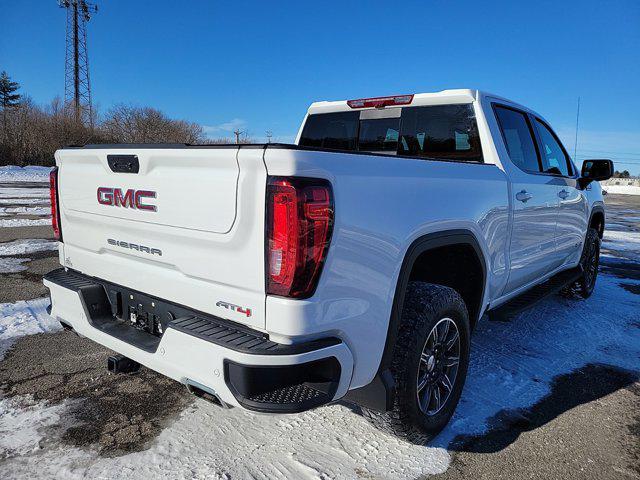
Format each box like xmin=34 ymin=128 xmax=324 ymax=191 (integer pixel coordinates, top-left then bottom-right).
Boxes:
xmin=488 ymin=267 xmax=582 ymax=322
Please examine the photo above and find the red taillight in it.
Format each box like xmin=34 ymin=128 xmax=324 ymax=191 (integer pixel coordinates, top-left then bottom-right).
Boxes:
xmin=49 ymin=167 xmax=62 ymax=241
xmin=266 ymin=177 xmax=334 ymax=298
xmin=347 ymin=94 xmax=413 ymax=109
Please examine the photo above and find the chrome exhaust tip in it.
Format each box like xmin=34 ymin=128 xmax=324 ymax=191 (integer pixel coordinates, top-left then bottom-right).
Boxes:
xmin=186 ymin=380 xmax=232 ymax=409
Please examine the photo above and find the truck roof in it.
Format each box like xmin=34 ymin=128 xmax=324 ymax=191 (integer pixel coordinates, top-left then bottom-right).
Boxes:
xmin=306 ymin=89 xmax=529 ymax=115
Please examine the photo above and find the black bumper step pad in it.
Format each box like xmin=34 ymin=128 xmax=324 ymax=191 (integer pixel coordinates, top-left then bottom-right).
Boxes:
xmin=224 ymin=357 xmax=341 ymax=413
xmin=169 ymin=316 xmax=339 ymax=355
xmin=44 ymin=268 xmax=340 ymax=356
xmin=247 ymin=383 xmax=327 ymax=405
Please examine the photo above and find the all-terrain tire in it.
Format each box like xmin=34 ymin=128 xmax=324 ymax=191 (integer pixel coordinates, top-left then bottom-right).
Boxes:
xmin=561 ymin=228 xmax=601 ymax=299
xmin=362 ymin=282 xmax=471 ymax=443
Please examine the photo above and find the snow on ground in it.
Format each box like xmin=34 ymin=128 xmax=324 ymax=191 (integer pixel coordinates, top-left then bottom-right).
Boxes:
xmin=2 ymin=270 xmax=639 ymax=480
xmin=0 ymin=206 xmax=51 ymax=216
xmin=604 ymin=185 xmax=640 ymax=195
xmin=437 ymin=271 xmax=640 ymax=444
xmin=1 ymin=271 xmax=638 ymax=479
xmin=1 ymin=400 xmax=451 ymax=480
xmin=0 ymin=297 xmax=60 ymax=360
xmin=0 ymin=198 xmax=50 ymax=206
xmin=0 ymin=187 xmax=50 ymax=199
xmin=602 ymin=230 xmax=640 ymax=252
xmin=0 ymin=257 xmax=31 ymax=274
xmin=0 ymin=166 xmax=51 ymax=183
xmin=0 ymin=218 xmax=52 ymax=228
xmin=0 ymin=396 xmax=73 ymax=460
xmin=0 ymin=182 xmax=51 ymax=220
xmin=0 ymin=239 xmax=58 ymax=256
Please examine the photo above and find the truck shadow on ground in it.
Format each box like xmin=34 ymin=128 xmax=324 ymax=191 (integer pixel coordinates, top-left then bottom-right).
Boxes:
xmin=600 ymin=256 xmax=640 ymax=282
xmin=447 ymin=363 xmax=639 ymax=454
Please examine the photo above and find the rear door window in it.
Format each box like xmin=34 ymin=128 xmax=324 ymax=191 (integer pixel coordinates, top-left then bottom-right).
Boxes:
xmin=494 ymin=106 xmax=541 ymax=173
xmin=398 ymin=104 xmax=483 ymax=162
xmin=298 ymin=111 xmax=359 ymax=150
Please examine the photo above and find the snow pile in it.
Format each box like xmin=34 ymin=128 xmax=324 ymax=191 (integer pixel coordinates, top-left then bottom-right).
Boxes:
xmin=0 ymin=239 xmax=58 ymax=256
xmin=0 ymin=297 xmax=60 ymax=360
xmin=0 ymin=166 xmax=52 ymax=183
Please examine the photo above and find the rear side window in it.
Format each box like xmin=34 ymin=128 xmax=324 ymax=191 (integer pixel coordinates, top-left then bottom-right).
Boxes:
xmin=534 ymin=119 xmax=572 ymax=176
xmin=494 ymin=106 xmax=540 ymax=173
xmin=299 ymin=104 xmax=484 ymax=163
xmin=398 ymin=104 xmax=483 ymax=162
xmin=299 ymin=111 xmax=359 ymax=150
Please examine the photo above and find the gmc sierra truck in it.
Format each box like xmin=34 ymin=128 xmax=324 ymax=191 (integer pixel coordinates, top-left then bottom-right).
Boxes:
xmin=44 ymin=89 xmax=613 ymax=441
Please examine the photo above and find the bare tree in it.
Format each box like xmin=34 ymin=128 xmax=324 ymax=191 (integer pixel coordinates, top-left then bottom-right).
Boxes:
xmin=100 ymin=105 xmax=204 ymax=144
xmin=0 ymin=95 xmax=231 ymax=166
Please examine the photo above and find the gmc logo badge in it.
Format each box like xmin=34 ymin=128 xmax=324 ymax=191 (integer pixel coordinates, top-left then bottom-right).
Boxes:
xmin=97 ymin=187 xmax=157 ymax=212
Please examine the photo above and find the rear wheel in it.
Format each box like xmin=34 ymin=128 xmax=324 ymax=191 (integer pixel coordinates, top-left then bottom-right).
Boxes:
xmin=362 ymin=282 xmax=470 ymax=443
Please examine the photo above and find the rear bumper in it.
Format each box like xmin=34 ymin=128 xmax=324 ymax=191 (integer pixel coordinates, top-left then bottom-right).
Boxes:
xmin=43 ymin=268 xmax=353 ymax=412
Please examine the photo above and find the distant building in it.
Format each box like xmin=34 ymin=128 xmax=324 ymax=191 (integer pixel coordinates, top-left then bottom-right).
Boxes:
xmin=602 ymin=177 xmax=640 ymax=188
xmin=601 ymin=177 xmax=640 ymax=196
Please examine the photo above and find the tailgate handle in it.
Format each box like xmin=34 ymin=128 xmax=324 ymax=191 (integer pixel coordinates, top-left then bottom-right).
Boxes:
xmin=107 ymin=155 xmax=140 ymax=174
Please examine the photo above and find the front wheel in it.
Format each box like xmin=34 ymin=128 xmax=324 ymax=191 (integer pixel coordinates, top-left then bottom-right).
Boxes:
xmin=362 ymin=282 xmax=471 ymax=443
xmin=562 ymin=228 xmax=601 ymax=299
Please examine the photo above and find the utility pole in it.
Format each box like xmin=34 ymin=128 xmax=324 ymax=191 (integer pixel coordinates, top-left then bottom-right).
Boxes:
xmin=58 ymin=0 xmax=98 ymax=129
xmin=573 ymin=96 xmax=580 ymax=160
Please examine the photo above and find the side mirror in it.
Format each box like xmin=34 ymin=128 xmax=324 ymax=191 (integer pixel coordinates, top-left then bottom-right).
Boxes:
xmin=579 ymin=159 xmax=613 ymax=189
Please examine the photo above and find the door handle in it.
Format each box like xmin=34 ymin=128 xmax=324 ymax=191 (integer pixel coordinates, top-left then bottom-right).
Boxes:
xmin=516 ymin=190 xmax=533 ymax=203
xmin=558 ymin=189 xmax=569 ymax=199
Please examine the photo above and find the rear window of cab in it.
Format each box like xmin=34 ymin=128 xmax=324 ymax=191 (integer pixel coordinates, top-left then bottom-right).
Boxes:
xmin=299 ymin=104 xmax=483 ymax=163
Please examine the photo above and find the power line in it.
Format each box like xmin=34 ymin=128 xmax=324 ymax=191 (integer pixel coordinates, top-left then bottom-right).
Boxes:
xmin=575 ymin=156 xmax=640 ymax=163
xmin=577 ymin=149 xmax=640 ymax=157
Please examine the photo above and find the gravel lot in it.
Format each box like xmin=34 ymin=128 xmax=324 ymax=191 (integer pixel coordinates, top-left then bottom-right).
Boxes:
xmin=0 ymin=182 xmax=638 ymax=479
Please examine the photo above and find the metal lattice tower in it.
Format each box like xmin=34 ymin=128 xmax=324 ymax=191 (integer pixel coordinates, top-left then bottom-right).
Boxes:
xmin=58 ymin=0 xmax=98 ymax=127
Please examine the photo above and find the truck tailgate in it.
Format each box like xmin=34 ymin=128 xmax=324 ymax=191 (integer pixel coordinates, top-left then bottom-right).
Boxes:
xmin=55 ymin=145 xmax=267 ymax=330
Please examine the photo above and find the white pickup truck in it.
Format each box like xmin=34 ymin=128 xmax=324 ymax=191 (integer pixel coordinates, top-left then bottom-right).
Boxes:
xmin=44 ymin=89 xmax=613 ymax=441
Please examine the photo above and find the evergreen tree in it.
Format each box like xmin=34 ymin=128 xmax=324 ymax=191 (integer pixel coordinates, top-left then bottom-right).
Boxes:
xmin=1 ymin=71 xmax=21 ymax=142
xmin=0 ymin=71 xmax=21 ymax=109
